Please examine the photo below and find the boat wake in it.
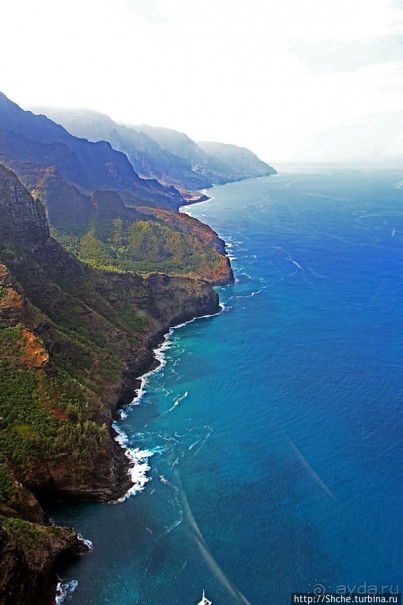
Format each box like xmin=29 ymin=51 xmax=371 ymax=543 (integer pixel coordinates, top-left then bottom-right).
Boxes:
xmin=288 ymin=438 xmax=337 ymax=501
xmin=179 ymin=479 xmax=252 ymax=605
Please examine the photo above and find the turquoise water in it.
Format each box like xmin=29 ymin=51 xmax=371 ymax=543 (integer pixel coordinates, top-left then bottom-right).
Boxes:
xmin=52 ymin=170 xmax=403 ymax=604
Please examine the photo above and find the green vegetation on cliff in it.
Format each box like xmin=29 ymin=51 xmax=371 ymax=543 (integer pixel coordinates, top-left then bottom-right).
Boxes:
xmin=52 ymin=214 xmax=230 ymax=282
xmin=0 ymin=323 xmax=110 ymax=471
xmin=0 ymin=163 xmax=221 ymax=604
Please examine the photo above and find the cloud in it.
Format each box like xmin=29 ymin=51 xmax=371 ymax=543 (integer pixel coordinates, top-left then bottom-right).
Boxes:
xmin=292 ymin=34 xmax=403 ymax=73
xmin=2 ymin=0 xmax=403 ymax=162
xmin=297 ymin=110 xmax=403 ymax=163
xmin=125 ymin=0 xmax=166 ymax=22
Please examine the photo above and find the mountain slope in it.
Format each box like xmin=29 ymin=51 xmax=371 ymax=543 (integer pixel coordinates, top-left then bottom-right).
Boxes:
xmin=0 ymin=92 xmax=184 ymax=210
xmin=0 ymin=164 xmax=221 ymax=604
xmin=23 ymin=165 xmax=233 ymax=284
xmin=136 ymin=124 xmax=209 ymax=167
xmin=198 ymin=140 xmax=277 ymax=183
xmin=29 ymin=105 xmax=277 ymax=189
xmin=135 ymin=124 xmax=277 ymax=183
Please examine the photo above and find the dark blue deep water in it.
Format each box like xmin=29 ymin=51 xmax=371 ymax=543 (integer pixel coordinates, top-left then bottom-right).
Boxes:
xmin=52 ymin=170 xmax=403 ymax=604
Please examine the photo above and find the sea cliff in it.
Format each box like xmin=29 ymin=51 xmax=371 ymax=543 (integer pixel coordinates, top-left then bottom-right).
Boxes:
xmin=0 ymin=165 xmax=222 ymax=605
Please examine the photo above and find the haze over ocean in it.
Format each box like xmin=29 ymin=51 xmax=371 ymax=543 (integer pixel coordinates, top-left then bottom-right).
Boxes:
xmin=52 ymin=170 xmax=403 ymax=604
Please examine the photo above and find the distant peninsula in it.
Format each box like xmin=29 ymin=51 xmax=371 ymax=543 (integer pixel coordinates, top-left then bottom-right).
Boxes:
xmin=0 ymin=91 xmax=275 ymax=605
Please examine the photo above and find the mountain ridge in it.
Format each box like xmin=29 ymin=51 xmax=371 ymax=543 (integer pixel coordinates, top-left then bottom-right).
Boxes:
xmin=0 ymin=92 xmax=185 ymax=211
xmin=0 ymin=93 xmax=234 ymax=283
xmin=30 ymin=104 xmax=277 ymax=190
xmin=32 ymin=107 xmax=213 ymax=192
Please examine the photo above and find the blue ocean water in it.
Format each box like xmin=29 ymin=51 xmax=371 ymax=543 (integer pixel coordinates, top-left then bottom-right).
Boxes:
xmin=52 ymin=169 xmax=403 ymax=604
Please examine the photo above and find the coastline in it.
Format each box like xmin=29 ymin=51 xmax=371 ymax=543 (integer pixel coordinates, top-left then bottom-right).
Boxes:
xmin=48 ymin=290 xmax=224 ymax=604
xmin=51 ymin=185 xmax=230 ymax=601
xmin=110 ymin=303 xmax=225 ymax=504
xmin=48 ymin=175 xmax=276 ymax=602
xmin=0 ymin=265 xmax=224 ymax=605
xmin=0 ymin=168 xmax=235 ymax=604
xmin=0 ymin=99 xmax=276 ymax=604
xmin=49 ymin=229 xmax=230 ymax=603
xmin=180 ymin=189 xmax=212 ymax=206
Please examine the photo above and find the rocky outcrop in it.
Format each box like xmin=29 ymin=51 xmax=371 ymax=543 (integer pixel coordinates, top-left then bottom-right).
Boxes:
xmin=0 ymin=519 xmax=87 ymax=605
xmin=0 ymin=165 xmax=49 ymax=247
xmin=0 ymin=265 xmax=29 ymax=328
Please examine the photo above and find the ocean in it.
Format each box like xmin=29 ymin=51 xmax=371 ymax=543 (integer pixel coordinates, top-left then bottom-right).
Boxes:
xmin=51 ymin=169 xmax=403 ymax=604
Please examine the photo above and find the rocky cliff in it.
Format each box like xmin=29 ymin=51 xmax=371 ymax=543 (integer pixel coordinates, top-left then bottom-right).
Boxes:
xmin=0 ymin=164 xmax=221 ymax=604
xmin=134 ymin=124 xmax=277 ymax=183
xmin=197 ymin=140 xmax=277 ymax=183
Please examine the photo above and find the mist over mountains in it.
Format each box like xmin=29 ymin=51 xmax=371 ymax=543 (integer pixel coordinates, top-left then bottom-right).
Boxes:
xmin=30 ymin=105 xmax=276 ymax=191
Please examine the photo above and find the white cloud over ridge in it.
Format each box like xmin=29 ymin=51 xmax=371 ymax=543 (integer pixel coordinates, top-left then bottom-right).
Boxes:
xmin=1 ymin=0 xmax=403 ymax=162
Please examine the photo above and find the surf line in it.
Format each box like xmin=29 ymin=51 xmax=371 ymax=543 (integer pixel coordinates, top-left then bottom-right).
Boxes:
xmin=113 ymin=306 xmax=224 ymax=502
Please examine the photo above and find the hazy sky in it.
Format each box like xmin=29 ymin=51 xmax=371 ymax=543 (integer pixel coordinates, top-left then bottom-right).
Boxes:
xmin=1 ymin=0 xmax=403 ymax=163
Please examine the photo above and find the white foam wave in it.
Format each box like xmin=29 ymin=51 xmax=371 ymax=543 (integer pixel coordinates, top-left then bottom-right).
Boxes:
xmin=116 ymin=447 xmax=154 ymax=502
xmin=55 ymin=580 xmax=78 ymax=604
xmin=114 ymin=306 xmax=223 ymax=501
xmin=226 ymin=237 xmax=243 ymax=246
xmin=112 ymin=423 xmax=154 ymax=503
xmin=221 ymin=303 xmax=233 ymax=312
xmin=157 ymin=432 xmax=180 ymax=444
xmin=158 ymin=391 xmax=189 ymax=418
xmin=77 ymin=533 xmax=93 ymax=551
xmin=231 ymin=288 xmax=264 ymax=300
xmin=126 ymin=338 xmax=174 ymax=409
xmin=235 ymin=273 xmax=252 ymax=283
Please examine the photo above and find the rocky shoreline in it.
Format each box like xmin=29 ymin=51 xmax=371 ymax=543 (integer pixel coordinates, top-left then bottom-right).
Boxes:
xmin=45 ymin=278 xmax=225 ymax=605
xmin=0 ymin=284 xmax=224 ymax=605
xmin=0 ymin=163 xmax=233 ymax=605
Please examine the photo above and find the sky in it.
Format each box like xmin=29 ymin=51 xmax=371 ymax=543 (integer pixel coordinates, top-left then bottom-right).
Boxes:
xmin=1 ymin=0 xmax=403 ymax=163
